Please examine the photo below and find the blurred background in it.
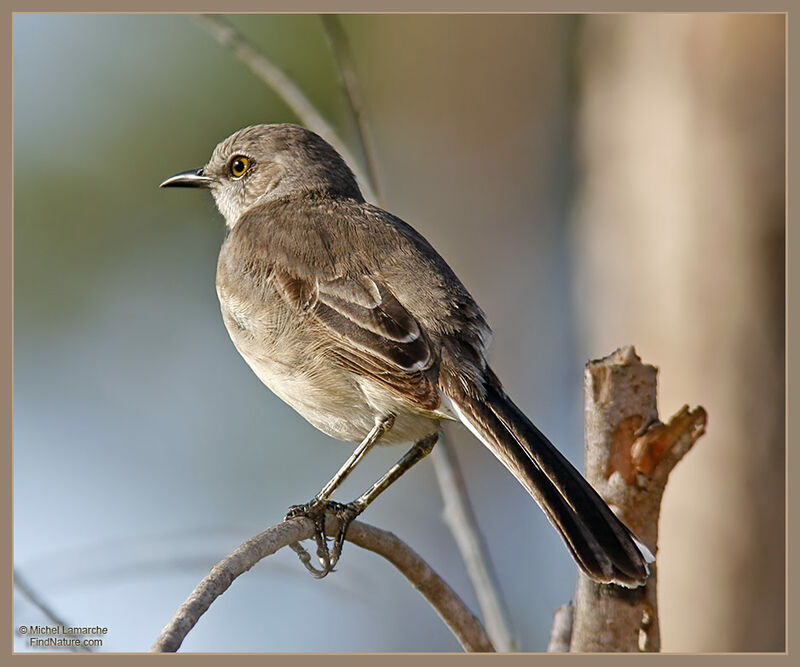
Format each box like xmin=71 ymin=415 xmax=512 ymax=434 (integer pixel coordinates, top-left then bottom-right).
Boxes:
xmin=13 ymin=14 xmax=784 ymax=652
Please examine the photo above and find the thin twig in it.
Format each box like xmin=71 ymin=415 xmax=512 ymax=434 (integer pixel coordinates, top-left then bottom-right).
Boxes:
xmin=152 ymin=516 xmax=493 ymax=653
xmin=432 ymin=435 xmax=516 ymax=651
xmin=321 ymin=17 xmax=516 ymax=646
xmin=320 ymin=15 xmax=383 ymax=204
xmin=14 ymin=569 xmax=93 ymax=653
xmin=347 ymin=519 xmax=494 ymax=653
xmin=191 ymin=14 xmax=377 ymax=202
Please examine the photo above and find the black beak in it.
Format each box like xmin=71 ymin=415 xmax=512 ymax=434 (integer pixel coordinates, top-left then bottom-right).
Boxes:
xmin=159 ymin=167 xmax=213 ymax=188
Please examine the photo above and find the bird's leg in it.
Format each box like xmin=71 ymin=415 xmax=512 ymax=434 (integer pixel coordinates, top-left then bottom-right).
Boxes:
xmin=327 ymin=431 xmax=439 ymax=569
xmin=285 ymin=414 xmax=395 ymax=577
xmin=313 ymin=414 xmax=396 ymax=505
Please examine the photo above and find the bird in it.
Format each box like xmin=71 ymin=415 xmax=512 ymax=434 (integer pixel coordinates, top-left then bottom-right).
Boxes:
xmin=160 ymin=123 xmax=654 ymax=586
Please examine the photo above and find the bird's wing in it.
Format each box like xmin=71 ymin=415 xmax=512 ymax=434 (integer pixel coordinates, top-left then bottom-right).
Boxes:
xmin=271 ymin=267 xmax=440 ymax=410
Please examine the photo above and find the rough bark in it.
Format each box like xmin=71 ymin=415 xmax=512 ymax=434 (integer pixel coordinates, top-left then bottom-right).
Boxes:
xmin=568 ymin=346 xmax=706 ymax=652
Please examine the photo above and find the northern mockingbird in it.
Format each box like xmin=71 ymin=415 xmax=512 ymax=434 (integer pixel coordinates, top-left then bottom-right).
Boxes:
xmin=161 ymin=123 xmax=653 ymax=586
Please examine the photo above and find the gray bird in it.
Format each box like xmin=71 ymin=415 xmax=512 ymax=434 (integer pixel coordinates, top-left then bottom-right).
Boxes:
xmin=161 ymin=123 xmax=653 ymax=586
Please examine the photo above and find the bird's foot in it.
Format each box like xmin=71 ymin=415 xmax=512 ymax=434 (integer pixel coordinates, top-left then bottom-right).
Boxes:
xmin=285 ymin=500 xmax=361 ymax=578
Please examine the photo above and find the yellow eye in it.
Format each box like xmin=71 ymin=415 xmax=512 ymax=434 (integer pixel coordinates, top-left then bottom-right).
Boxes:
xmin=230 ymin=156 xmax=251 ymax=178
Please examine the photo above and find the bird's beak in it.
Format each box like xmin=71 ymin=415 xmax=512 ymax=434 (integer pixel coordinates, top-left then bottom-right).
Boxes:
xmin=159 ymin=167 xmax=214 ymax=188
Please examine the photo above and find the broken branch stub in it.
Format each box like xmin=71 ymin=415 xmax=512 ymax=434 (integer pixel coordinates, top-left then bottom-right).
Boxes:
xmin=569 ymin=345 xmax=706 ymax=652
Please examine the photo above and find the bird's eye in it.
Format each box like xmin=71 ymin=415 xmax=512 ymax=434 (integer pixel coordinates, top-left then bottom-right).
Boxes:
xmin=230 ymin=156 xmax=251 ymax=178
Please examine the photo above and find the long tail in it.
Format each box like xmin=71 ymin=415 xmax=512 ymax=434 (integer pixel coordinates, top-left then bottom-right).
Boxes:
xmin=445 ymin=369 xmax=654 ymax=587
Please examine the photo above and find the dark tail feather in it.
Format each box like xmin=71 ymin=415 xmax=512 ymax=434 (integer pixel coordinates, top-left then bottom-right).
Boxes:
xmin=448 ymin=374 xmax=653 ymax=587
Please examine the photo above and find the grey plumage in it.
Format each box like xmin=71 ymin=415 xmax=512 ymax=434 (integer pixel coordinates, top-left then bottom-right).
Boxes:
xmin=161 ymin=123 xmax=653 ymax=586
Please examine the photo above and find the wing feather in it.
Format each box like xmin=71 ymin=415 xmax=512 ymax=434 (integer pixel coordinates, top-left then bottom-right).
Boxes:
xmin=272 ymin=267 xmax=439 ymax=410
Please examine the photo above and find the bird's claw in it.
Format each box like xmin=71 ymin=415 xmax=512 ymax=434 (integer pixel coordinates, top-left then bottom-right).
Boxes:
xmin=285 ymin=500 xmax=360 ymax=578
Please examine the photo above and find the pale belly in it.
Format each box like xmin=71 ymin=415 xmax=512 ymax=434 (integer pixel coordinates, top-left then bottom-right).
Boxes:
xmin=249 ymin=354 xmax=443 ymax=445
xmin=219 ymin=297 xmax=444 ymax=446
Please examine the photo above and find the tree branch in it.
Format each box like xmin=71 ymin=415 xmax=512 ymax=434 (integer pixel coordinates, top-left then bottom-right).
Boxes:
xmin=151 ymin=516 xmax=494 ymax=653
xmin=564 ymin=345 xmax=707 ymax=652
xmin=320 ymin=15 xmax=383 ymax=205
